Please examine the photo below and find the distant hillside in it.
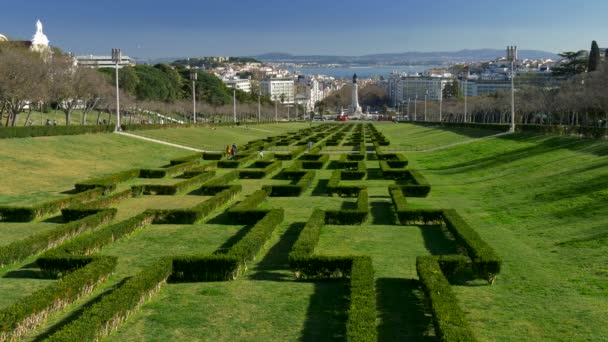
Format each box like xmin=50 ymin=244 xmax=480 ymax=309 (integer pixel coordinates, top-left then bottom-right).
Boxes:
xmin=254 ymin=49 xmax=558 ymax=65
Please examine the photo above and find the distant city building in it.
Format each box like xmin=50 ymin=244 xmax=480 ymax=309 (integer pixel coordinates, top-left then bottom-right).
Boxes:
xmin=260 ymin=78 xmax=295 ymax=104
xmin=390 ymin=76 xmax=452 ymax=105
xmin=76 ymin=54 xmax=136 ymax=68
xmin=295 ymin=75 xmax=324 ymax=112
xmin=224 ymin=78 xmax=251 ymax=93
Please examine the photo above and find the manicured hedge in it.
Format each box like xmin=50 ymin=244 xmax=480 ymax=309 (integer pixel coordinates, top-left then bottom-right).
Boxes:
xmin=217 ymin=154 xmax=257 ymax=168
xmin=45 ymin=258 xmax=172 ymax=342
xmin=61 ymin=188 xmax=132 ymax=222
xmin=274 ymin=146 xmax=307 ymax=160
xmin=442 ymin=209 xmax=501 ymax=283
xmin=288 ymin=209 xmax=324 ymax=262
xmin=0 ymin=124 xmax=115 ymax=139
xmin=139 ymin=160 xmax=199 ymax=178
xmin=396 ymin=209 xmax=444 ymax=225
xmin=327 ymin=170 xmax=366 ymax=197
xmin=0 ymin=209 xmax=116 ymax=267
xmin=0 ymin=188 xmax=104 ymax=222
xmin=325 ymin=189 xmax=368 ymax=225
xmin=203 ymin=152 xmax=223 ymax=160
xmin=198 ymin=170 xmax=239 ymax=192
xmin=169 ymin=153 xmax=203 ymax=165
xmin=346 ymin=256 xmax=377 ymax=342
xmin=389 ymin=185 xmax=408 ymax=212
xmin=74 ymin=169 xmax=141 ymax=193
xmin=38 ymin=211 xmax=156 ymax=272
xmin=378 ymin=153 xmax=408 ymax=168
xmin=239 ymin=161 xmax=282 ymax=179
xmin=223 ymin=209 xmax=284 ymax=271
xmin=290 ymin=255 xmax=354 ymax=279
xmin=132 ymin=171 xmax=216 ymax=196
xmin=152 ymin=185 xmax=241 ymax=224
xmin=0 ymin=256 xmax=117 ymax=341
xmin=183 ymin=162 xmax=218 ymax=178
xmin=170 ymin=255 xmax=240 ymax=282
xmin=416 ymin=256 xmax=477 ymax=342
xmin=340 ymin=161 xmax=366 ymax=180
xmin=263 ymin=171 xmax=314 ymax=197
xmin=227 ymin=189 xmax=269 ymax=224
xmin=379 ymin=161 xmax=411 ymax=180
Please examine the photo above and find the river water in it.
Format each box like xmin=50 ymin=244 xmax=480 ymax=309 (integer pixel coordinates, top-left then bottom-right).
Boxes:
xmin=285 ymin=65 xmax=443 ymax=79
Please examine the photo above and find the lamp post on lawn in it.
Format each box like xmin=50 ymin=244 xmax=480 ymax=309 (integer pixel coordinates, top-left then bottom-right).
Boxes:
xmin=233 ymin=87 xmax=237 ymax=124
xmin=190 ymin=69 xmax=197 ymax=124
xmin=414 ymin=95 xmax=418 ymax=121
xmin=424 ymin=90 xmax=428 ymax=121
xmin=507 ymin=45 xmax=517 ymax=132
xmin=258 ymin=90 xmax=261 ymax=122
xmin=111 ymin=48 xmax=121 ymax=131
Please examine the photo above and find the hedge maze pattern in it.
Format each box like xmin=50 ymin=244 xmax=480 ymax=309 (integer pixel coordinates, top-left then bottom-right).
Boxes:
xmin=0 ymin=123 xmax=501 ymax=341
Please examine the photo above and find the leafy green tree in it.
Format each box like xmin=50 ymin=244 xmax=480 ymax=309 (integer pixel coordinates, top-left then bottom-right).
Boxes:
xmin=589 ymin=41 xmax=600 ymax=72
xmin=132 ymin=65 xmax=172 ymax=101
xmin=443 ymin=79 xmax=462 ymax=99
xmin=154 ymin=63 xmax=184 ymax=100
xmin=552 ymin=51 xmax=588 ymax=77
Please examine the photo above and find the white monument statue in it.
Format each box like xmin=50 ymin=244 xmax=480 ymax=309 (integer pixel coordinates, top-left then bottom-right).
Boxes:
xmin=349 ymin=73 xmax=363 ymax=116
xmin=31 ymin=19 xmax=50 ymax=51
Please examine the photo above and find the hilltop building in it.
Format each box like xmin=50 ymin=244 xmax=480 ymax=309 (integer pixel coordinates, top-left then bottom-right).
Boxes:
xmin=260 ymin=78 xmax=295 ymax=104
xmin=76 ymin=54 xmax=136 ymax=68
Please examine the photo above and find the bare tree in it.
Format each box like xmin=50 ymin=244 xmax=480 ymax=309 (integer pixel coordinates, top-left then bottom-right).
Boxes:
xmin=0 ymin=47 xmax=48 ymax=126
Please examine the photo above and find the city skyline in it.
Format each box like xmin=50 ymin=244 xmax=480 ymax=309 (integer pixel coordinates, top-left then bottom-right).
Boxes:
xmin=1 ymin=0 xmax=606 ymax=59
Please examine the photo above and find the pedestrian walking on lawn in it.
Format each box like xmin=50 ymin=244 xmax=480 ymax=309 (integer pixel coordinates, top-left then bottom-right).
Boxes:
xmin=226 ymin=144 xmax=232 ymax=159
xmin=232 ymin=143 xmax=238 ymax=159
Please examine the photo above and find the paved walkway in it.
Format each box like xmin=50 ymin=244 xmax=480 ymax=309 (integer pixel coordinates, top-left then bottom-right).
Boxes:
xmin=115 ymin=131 xmax=207 ymax=152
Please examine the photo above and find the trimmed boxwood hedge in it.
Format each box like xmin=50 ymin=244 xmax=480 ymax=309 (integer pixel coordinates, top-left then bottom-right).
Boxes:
xmin=222 ymin=209 xmax=284 ymax=271
xmin=74 ymin=169 xmax=141 ymax=193
xmin=274 ymin=146 xmax=307 ymax=160
xmin=288 ymin=210 xmax=324 ymax=262
xmin=239 ymin=161 xmax=282 ymax=179
xmin=45 ymin=258 xmax=172 ymax=342
xmin=131 ymin=171 xmax=216 ymax=195
xmin=203 ymin=152 xmax=223 ymax=160
xmin=416 ymin=256 xmax=477 ymax=342
xmin=0 ymin=124 xmax=115 ymax=139
xmin=139 ymin=160 xmax=199 ymax=178
xmin=61 ymin=189 xmax=132 ymax=222
xmin=325 ymin=189 xmax=368 ymax=225
xmin=263 ymin=171 xmax=314 ymax=197
xmin=227 ymin=189 xmax=269 ymax=224
xmin=0 ymin=256 xmax=117 ymax=341
xmin=442 ymin=209 xmax=501 ymax=283
xmin=170 ymin=255 xmax=240 ymax=282
xmin=346 ymin=256 xmax=377 ymax=342
xmin=328 ymin=170 xmax=366 ymax=197
xmin=396 ymin=209 xmax=444 ymax=225
xmin=0 ymin=209 xmax=116 ymax=267
xmin=0 ymin=188 xmax=105 ymax=222
xmin=151 ymin=185 xmax=241 ymax=224
xmin=38 ymin=211 xmax=157 ymax=272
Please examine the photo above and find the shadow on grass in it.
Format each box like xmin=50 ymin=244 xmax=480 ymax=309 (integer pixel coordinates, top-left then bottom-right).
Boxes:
xmin=376 ymin=278 xmax=436 ymax=342
xmin=370 ymin=201 xmax=397 ymax=225
xmin=299 ymin=280 xmax=350 ymax=342
xmin=366 ymin=168 xmax=384 ymax=180
xmin=42 ymin=215 xmax=66 ymax=224
xmin=250 ymin=222 xmax=305 ymax=274
xmin=340 ymin=200 xmax=357 ymax=210
xmin=212 ymin=225 xmax=253 ymax=254
xmin=326 ymin=161 xmax=342 ymax=170
xmin=32 ymin=276 xmax=132 ymax=341
xmin=312 ymin=179 xmax=330 ymax=196
xmin=3 ymin=262 xmax=51 ymax=279
xmin=205 ymin=210 xmax=235 ymax=225
xmin=419 ymin=225 xmax=459 ymax=256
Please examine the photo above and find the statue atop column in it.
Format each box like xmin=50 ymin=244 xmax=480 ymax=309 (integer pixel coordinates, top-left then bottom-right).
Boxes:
xmin=31 ymin=19 xmax=50 ymax=50
xmin=349 ymin=73 xmax=363 ymax=116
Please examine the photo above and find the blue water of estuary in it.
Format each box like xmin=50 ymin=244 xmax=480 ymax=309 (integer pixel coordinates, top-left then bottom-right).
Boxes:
xmin=285 ymin=65 xmax=442 ymax=79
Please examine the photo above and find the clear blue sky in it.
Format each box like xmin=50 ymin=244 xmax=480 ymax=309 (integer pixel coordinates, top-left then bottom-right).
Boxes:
xmin=1 ymin=0 xmax=606 ymax=59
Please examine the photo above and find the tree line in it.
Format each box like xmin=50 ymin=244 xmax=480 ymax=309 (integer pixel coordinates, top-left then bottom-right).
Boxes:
xmin=0 ymin=46 xmax=279 ymax=126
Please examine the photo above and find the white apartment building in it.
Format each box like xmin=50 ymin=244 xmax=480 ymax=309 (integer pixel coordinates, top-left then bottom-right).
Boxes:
xmin=260 ymin=78 xmax=295 ymax=104
xmin=392 ymin=76 xmax=453 ymax=105
xmin=460 ymin=79 xmax=511 ymax=97
xmin=76 ymin=55 xmax=136 ymax=68
xmin=224 ymin=78 xmax=252 ymax=93
xmin=295 ymin=76 xmax=324 ymax=112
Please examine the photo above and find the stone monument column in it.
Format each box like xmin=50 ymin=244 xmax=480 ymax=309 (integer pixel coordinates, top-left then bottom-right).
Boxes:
xmin=350 ymin=73 xmax=362 ymax=115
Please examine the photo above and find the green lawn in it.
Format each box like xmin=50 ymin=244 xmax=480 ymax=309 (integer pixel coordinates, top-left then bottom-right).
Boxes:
xmin=2 ymin=123 xmax=607 ymax=341
xmin=0 ymin=133 xmax=190 ymax=205
xmin=376 ymin=122 xmax=503 ymax=150
xmin=130 ymin=123 xmax=312 ymax=151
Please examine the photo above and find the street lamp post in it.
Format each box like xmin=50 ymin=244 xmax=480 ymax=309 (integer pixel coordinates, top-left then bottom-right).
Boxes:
xmin=407 ymin=98 xmax=410 ymax=120
xmin=275 ymin=99 xmax=278 ymax=122
xmin=258 ymin=91 xmax=261 ymax=123
xmin=414 ymin=95 xmax=418 ymax=121
xmin=424 ymin=90 xmax=428 ymax=122
xmin=464 ymin=77 xmax=468 ymax=123
xmin=233 ymin=87 xmax=237 ymax=124
xmin=190 ymin=69 xmax=197 ymax=124
xmin=111 ymin=48 xmax=121 ymax=131
xmin=507 ymin=45 xmax=517 ymax=132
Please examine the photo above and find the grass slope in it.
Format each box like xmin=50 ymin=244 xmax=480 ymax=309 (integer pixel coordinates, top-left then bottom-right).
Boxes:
xmin=404 ymin=131 xmax=608 ymax=341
